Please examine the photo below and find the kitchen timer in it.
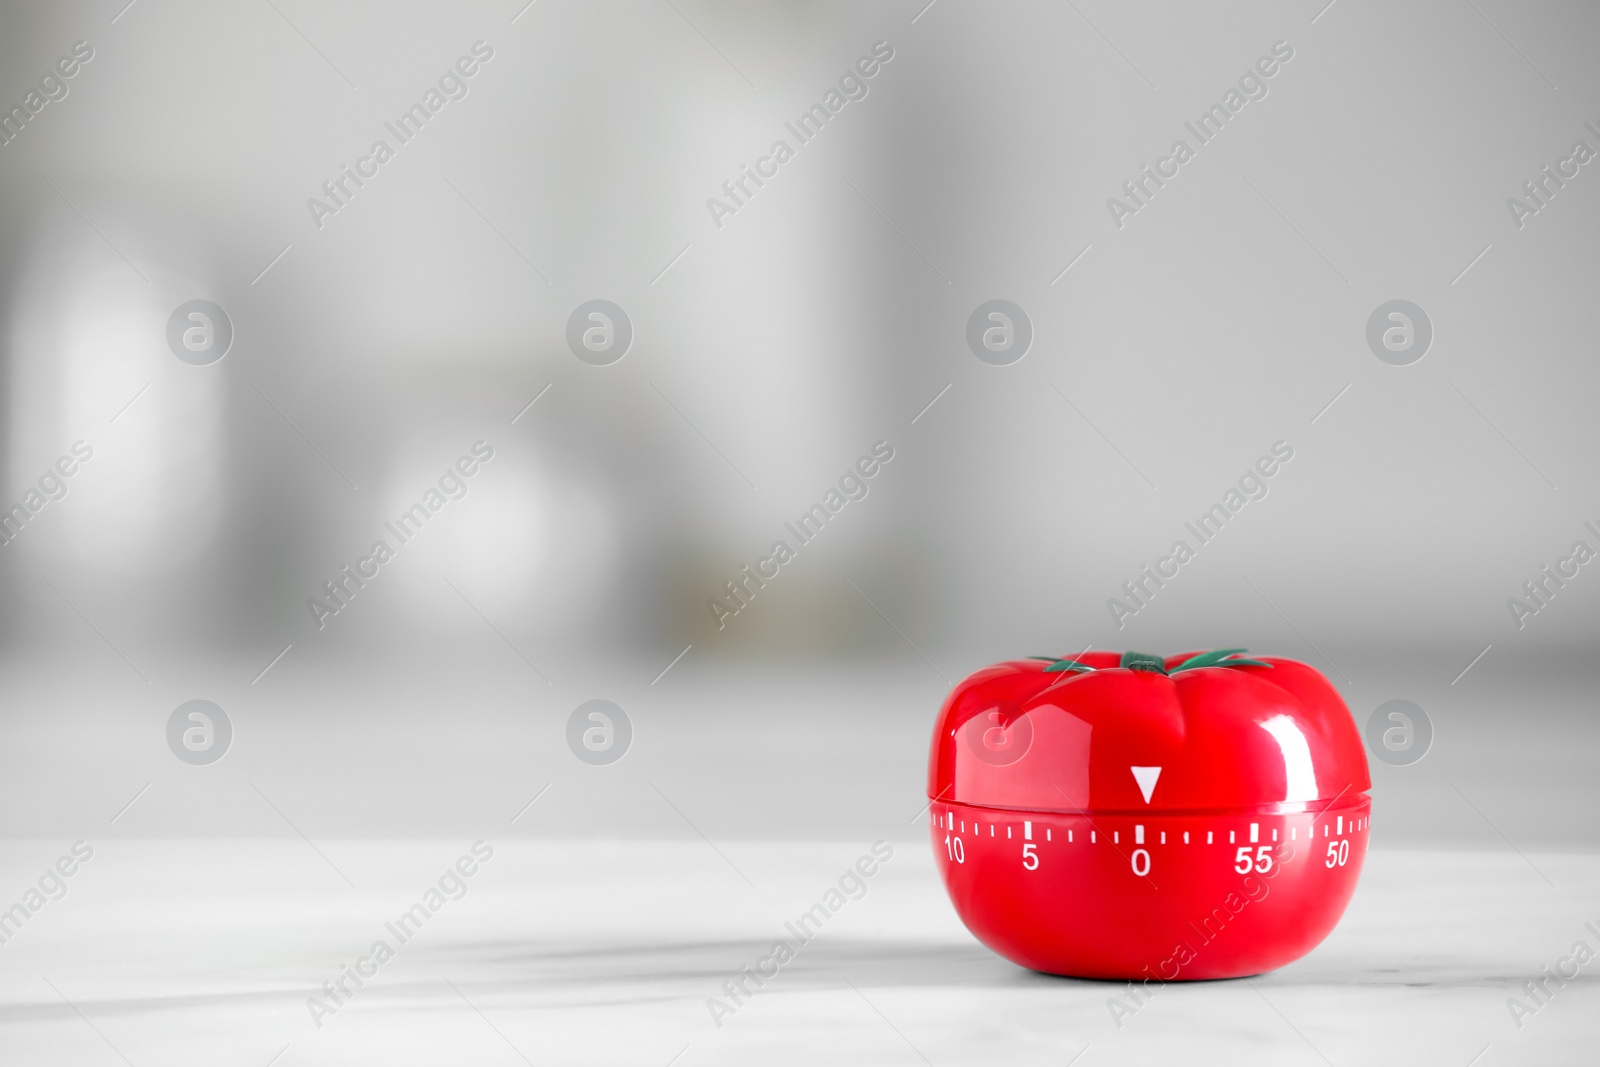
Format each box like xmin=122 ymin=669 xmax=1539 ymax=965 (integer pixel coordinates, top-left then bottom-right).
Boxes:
xmin=927 ymin=649 xmax=1370 ymax=980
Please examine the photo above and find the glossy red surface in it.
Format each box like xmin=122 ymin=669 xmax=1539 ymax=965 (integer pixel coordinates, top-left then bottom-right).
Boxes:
xmin=927 ymin=651 xmax=1372 ymax=979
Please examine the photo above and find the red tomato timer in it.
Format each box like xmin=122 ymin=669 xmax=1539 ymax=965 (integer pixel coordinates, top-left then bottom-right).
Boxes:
xmin=927 ymin=650 xmax=1370 ymax=980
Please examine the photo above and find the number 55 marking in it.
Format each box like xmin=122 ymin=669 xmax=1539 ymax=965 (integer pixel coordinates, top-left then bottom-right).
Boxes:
xmin=1235 ymin=845 xmax=1272 ymax=874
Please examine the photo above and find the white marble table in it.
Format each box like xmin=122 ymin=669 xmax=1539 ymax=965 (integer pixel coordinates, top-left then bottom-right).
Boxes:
xmin=1 ymin=840 xmax=1594 ymax=1065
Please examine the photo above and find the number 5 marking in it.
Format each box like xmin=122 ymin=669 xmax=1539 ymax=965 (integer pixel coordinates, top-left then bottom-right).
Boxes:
xmin=1022 ymin=842 xmax=1038 ymax=870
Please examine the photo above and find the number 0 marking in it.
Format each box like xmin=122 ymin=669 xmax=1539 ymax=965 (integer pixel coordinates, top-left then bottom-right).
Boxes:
xmin=1131 ymin=848 xmax=1151 ymax=876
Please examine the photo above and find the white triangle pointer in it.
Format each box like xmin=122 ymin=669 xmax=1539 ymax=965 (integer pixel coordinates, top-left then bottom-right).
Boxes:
xmin=1130 ymin=766 xmax=1162 ymax=804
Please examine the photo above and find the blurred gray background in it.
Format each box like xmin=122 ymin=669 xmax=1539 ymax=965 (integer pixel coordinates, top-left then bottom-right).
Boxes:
xmin=0 ymin=0 xmax=1595 ymax=847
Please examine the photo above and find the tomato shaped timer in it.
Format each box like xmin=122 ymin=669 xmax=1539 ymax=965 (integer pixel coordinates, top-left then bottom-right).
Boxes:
xmin=927 ymin=650 xmax=1370 ymax=980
